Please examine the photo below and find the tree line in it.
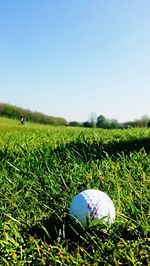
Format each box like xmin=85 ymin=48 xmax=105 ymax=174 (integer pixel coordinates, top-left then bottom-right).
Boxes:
xmin=1 ymin=103 xmax=150 ymax=128
xmin=68 ymin=114 xmax=150 ymax=129
xmin=0 ymin=103 xmax=67 ymax=126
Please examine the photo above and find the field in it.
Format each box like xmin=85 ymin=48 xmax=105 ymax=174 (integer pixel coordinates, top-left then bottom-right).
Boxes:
xmin=0 ymin=117 xmax=150 ymax=265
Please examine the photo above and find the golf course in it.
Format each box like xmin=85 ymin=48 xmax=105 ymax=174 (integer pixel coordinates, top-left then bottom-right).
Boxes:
xmin=0 ymin=117 xmax=150 ymax=265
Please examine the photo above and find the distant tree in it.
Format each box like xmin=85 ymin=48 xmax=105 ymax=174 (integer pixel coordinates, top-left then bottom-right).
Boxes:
xmin=109 ymin=119 xmax=120 ymax=129
xmin=89 ymin=112 xmax=97 ymax=128
xmin=68 ymin=121 xmax=80 ymax=127
xmin=96 ymin=115 xmax=109 ymax=128
xmin=147 ymin=120 xmax=150 ymax=128
xmin=82 ymin=121 xmax=93 ymax=128
xmin=122 ymin=122 xmax=132 ymax=129
xmin=140 ymin=115 xmax=149 ymax=127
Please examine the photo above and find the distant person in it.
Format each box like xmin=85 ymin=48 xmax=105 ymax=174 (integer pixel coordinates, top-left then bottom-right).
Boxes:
xmin=20 ymin=115 xmax=25 ymax=125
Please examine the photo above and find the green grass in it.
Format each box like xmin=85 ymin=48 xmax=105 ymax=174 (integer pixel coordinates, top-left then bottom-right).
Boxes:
xmin=0 ymin=119 xmax=150 ymax=265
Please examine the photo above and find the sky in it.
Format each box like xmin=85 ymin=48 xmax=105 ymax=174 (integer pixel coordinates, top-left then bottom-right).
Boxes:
xmin=0 ymin=0 xmax=150 ymax=122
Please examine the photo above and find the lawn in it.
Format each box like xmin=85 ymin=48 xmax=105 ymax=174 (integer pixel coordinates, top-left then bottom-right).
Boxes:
xmin=0 ymin=120 xmax=150 ymax=265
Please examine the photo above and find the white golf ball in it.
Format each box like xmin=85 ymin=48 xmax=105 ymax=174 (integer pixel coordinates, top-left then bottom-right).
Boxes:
xmin=69 ymin=189 xmax=115 ymax=228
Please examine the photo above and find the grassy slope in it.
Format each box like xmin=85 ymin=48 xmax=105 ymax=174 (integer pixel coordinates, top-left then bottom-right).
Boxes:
xmin=0 ymin=116 xmax=58 ymax=129
xmin=0 ymin=119 xmax=150 ymax=265
xmin=0 ymin=117 xmax=19 ymax=127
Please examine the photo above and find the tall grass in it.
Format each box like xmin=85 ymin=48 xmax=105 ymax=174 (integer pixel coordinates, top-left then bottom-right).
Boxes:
xmin=0 ymin=122 xmax=150 ymax=265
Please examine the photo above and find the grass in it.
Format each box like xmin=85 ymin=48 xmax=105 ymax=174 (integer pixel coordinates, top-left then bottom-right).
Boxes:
xmin=0 ymin=119 xmax=150 ymax=265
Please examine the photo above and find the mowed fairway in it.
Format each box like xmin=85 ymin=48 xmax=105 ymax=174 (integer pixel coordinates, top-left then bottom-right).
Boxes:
xmin=0 ymin=118 xmax=150 ymax=265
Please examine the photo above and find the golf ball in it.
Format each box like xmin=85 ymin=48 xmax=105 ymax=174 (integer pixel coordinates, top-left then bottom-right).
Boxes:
xmin=69 ymin=189 xmax=115 ymax=228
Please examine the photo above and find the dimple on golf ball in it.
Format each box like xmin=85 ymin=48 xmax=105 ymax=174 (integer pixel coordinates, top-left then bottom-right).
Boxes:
xmin=69 ymin=189 xmax=115 ymax=228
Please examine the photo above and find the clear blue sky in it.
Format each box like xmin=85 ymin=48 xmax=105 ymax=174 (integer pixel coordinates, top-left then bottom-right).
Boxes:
xmin=0 ymin=0 xmax=150 ymax=122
